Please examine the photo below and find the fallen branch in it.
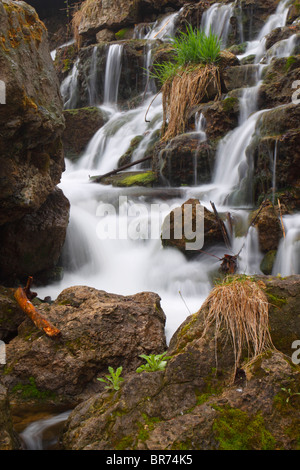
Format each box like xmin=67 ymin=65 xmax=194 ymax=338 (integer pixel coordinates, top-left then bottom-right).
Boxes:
xmin=90 ymin=155 xmax=152 ymax=183
xmin=210 ymin=201 xmax=231 ymax=249
xmin=14 ymin=278 xmax=61 ymax=339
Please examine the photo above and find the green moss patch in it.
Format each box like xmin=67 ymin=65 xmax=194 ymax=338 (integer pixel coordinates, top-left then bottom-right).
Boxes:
xmin=213 ymin=406 xmax=276 ymax=450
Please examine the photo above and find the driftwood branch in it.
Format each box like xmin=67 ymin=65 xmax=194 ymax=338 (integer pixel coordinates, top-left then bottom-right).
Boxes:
xmin=210 ymin=201 xmax=231 ymax=249
xmin=90 ymin=155 xmax=152 ymax=183
xmin=14 ymin=277 xmax=61 ymax=339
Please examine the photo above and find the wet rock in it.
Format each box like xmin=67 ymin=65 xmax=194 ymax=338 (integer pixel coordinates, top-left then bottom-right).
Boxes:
xmin=0 ymin=383 xmax=21 ymax=450
xmin=0 ymin=1 xmax=69 ymax=283
xmin=258 ymin=56 xmax=300 ymax=109
xmin=61 ymin=276 xmax=300 ymax=450
xmin=63 ymin=107 xmax=109 ymax=160
xmin=1 ymin=286 xmax=166 ymax=406
xmin=0 ymin=1 xmax=65 ymax=226
xmin=222 ymin=64 xmax=260 ymax=92
xmin=237 ymin=0 xmax=283 ymax=42
xmin=0 ymin=286 xmax=24 ymax=342
xmin=157 ymin=134 xmax=216 ymax=187
xmin=265 ymin=24 xmax=300 ymax=51
xmin=100 ymin=171 xmax=158 ymax=188
xmin=250 ymin=104 xmax=300 ymax=205
xmin=0 ymin=188 xmax=70 ymax=285
xmin=192 ymin=96 xmax=240 ymax=141
xmin=252 ymin=201 xmax=283 ymax=253
xmin=161 ymin=199 xmax=225 ymax=255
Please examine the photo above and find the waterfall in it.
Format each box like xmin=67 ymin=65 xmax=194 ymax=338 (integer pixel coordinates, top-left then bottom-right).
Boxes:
xmin=103 ymin=44 xmax=123 ymax=105
xmin=200 ymin=3 xmax=234 ymax=47
xmin=20 ymin=411 xmax=71 ymax=450
xmin=37 ymin=0 xmax=299 ymax=349
xmin=272 ymin=214 xmax=300 ymax=276
xmin=238 ymin=0 xmax=292 ymax=62
xmin=272 ymin=139 xmax=279 ymax=205
xmin=88 ymin=46 xmax=98 ymax=106
xmin=60 ymin=58 xmax=80 ymax=109
xmin=134 ymin=10 xmax=181 ymax=40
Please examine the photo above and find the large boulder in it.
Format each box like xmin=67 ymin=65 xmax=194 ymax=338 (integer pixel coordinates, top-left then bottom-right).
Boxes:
xmin=1 ymin=286 xmax=167 ymax=406
xmin=156 ymin=134 xmax=216 ymax=187
xmin=63 ymin=107 xmax=108 ymax=159
xmin=62 ymin=275 xmax=300 ymax=450
xmin=161 ymin=199 xmax=225 ymax=254
xmin=0 ymin=0 xmax=65 ymax=225
xmin=0 ymin=1 xmax=69 ymax=283
xmin=0 ymin=188 xmax=70 ymax=285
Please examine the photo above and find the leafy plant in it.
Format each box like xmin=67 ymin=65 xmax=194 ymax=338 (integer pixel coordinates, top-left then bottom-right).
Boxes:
xmin=281 ymin=387 xmax=300 ymax=403
xmin=136 ymin=352 xmax=171 ymax=373
xmin=97 ymin=366 xmax=124 ymax=391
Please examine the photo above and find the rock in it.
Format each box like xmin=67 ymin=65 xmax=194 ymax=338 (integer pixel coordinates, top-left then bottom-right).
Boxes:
xmin=76 ymin=0 xmax=141 ymax=45
xmin=0 ymin=382 xmax=21 ymax=450
xmin=260 ymin=250 xmax=277 ymax=275
xmin=61 ymin=276 xmax=300 ymax=450
xmin=117 ymin=136 xmax=144 ymax=167
xmin=265 ymin=25 xmax=300 ymax=51
xmin=0 ymin=286 xmax=24 ymax=342
xmin=63 ymin=107 xmax=108 ymax=160
xmin=161 ymin=199 xmax=224 ymax=255
xmin=249 ymin=104 xmax=300 ymax=205
xmin=157 ymin=134 xmax=216 ymax=187
xmin=222 ymin=64 xmax=261 ymax=92
xmin=236 ymin=0 xmax=283 ymax=42
xmin=1 ymin=286 xmax=166 ymax=406
xmin=0 ymin=188 xmax=70 ymax=285
xmin=0 ymin=0 xmax=65 ymax=226
xmin=258 ymin=56 xmax=300 ymax=109
xmin=100 ymin=171 xmax=158 ymax=188
xmin=251 ymin=201 xmax=282 ymax=253
xmin=193 ymin=96 xmax=240 ymax=141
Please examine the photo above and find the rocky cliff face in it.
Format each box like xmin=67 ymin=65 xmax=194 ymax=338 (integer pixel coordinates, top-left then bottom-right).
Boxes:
xmin=0 ymin=0 xmax=69 ymax=284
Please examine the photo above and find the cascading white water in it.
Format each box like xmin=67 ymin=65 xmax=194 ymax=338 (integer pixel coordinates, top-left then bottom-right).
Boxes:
xmin=200 ymin=2 xmax=234 ymax=47
xmin=272 ymin=214 xmax=300 ymax=276
xmin=103 ymin=44 xmax=123 ymax=105
xmin=60 ymin=58 xmax=80 ymax=109
xmin=40 ymin=0 xmax=300 ymax=347
xmin=88 ymin=46 xmax=98 ymax=106
xmin=238 ymin=0 xmax=292 ymax=62
xmin=20 ymin=411 xmax=71 ymax=450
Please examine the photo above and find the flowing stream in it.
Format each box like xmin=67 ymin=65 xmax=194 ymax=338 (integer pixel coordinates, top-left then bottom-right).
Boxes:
xmin=23 ymin=0 xmax=300 ymax=449
xmin=39 ymin=0 xmax=300 ymax=342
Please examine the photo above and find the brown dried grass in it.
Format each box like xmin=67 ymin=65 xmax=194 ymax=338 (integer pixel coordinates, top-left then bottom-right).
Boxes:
xmin=201 ymin=277 xmax=275 ymax=380
xmin=161 ymin=63 xmax=221 ymax=141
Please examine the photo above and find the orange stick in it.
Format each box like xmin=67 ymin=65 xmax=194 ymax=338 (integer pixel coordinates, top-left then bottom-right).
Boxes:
xmin=14 ymin=287 xmax=61 ymax=338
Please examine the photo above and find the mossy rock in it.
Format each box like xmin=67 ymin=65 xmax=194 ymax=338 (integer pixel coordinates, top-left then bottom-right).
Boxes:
xmin=260 ymin=250 xmax=277 ymax=275
xmin=101 ymin=171 xmax=157 ymax=188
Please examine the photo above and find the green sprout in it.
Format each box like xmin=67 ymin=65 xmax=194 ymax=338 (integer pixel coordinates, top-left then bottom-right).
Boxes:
xmin=136 ymin=352 xmax=171 ymax=373
xmin=97 ymin=366 xmax=124 ymax=391
xmin=281 ymin=387 xmax=300 ymax=403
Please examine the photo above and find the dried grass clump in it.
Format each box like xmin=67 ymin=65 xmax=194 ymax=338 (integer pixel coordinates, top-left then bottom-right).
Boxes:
xmin=160 ymin=63 xmax=221 ymax=141
xmin=201 ymin=276 xmax=275 ymax=380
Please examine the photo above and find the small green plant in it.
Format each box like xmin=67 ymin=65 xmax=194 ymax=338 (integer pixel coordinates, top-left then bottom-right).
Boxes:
xmin=281 ymin=387 xmax=300 ymax=403
xmin=151 ymin=26 xmax=221 ymax=86
xmin=97 ymin=366 xmax=124 ymax=391
xmin=136 ymin=352 xmax=171 ymax=373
